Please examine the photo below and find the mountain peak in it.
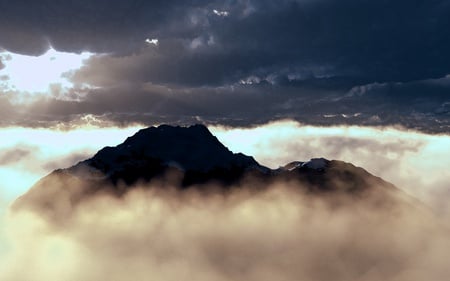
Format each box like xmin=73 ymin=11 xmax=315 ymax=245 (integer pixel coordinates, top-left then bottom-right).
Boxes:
xmin=70 ymin=124 xmax=263 ymax=185
xmin=127 ymin=124 xmax=213 ymax=143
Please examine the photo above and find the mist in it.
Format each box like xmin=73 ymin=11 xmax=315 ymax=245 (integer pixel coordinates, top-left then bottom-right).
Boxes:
xmin=2 ymin=179 xmax=450 ymax=281
xmin=0 ymin=122 xmax=449 ymax=281
xmin=0 ymin=126 xmax=142 ymax=204
xmin=212 ymin=121 xmax=450 ymax=217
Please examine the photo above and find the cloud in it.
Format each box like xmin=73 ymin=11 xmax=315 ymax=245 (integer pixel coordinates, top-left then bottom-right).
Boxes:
xmin=0 ymin=95 xmax=16 ymax=121
xmin=213 ymin=9 xmax=229 ymax=17
xmin=0 ymin=148 xmax=31 ymax=166
xmin=42 ymin=152 xmax=92 ymax=172
xmin=145 ymin=38 xmax=159 ymax=46
xmin=0 ymin=0 xmax=198 ymax=55
xmin=0 ymin=1 xmax=449 ymax=131
xmin=0 ymin=144 xmax=91 ymax=203
xmin=0 ymin=121 xmax=449 ymax=280
xmin=0 ymin=75 xmax=447 ymax=133
xmin=211 ymin=121 xmax=450 ymax=216
xmin=3 ymin=181 xmax=450 ymax=281
xmin=1 ymin=0 xmax=449 ymax=81
xmin=0 ymin=126 xmax=146 ymax=205
xmin=0 ymin=144 xmax=82 ymax=172
xmin=0 ymin=122 xmax=447 ymax=217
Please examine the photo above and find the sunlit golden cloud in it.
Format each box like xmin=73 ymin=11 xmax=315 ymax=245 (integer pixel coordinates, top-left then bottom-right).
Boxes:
xmin=2 ymin=183 xmax=449 ymax=281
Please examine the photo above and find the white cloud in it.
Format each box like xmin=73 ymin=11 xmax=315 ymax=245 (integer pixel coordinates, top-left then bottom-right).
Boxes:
xmin=213 ymin=9 xmax=229 ymax=17
xmin=0 ymin=122 xmax=449 ymax=280
xmin=145 ymin=38 xmax=159 ymax=46
xmin=211 ymin=121 xmax=450 ymax=216
xmin=239 ymin=75 xmax=261 ymax=85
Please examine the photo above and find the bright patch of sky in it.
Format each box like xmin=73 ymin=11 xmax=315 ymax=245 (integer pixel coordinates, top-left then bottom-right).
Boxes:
xmin=0 ymin=48 xmax=92 ymax=94
xmin=0 ymin=126 xmax=142 ymax=205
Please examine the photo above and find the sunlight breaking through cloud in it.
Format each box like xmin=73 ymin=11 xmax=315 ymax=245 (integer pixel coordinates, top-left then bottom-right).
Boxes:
xmin=0 ymin=48 xmax=92 ymax=94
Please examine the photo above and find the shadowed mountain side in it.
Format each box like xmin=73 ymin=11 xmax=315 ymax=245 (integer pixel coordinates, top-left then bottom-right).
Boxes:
xmin=13 ymin=124 xmax=414 ymax=221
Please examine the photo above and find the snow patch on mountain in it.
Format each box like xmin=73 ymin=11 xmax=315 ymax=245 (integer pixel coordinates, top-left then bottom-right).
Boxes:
xmin=281 ymin=158 xmax=330 ymax=171
xmin=301 ymin=158 xmax=329 ymax=170
xmin=282 ymin=161 xmax=304 ymax=171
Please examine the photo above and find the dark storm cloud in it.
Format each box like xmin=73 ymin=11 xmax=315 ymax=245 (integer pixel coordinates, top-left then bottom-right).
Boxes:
xmin=2 ymin=0 xmax=450 ymax=81
xmin=0 ymin=0 xmax=449 ymax=131
xmin=0 ymin=77 xmax=445 ymax=132
xmin=0 ymin=0 xmax=203 ymax=55
xmin=67 ymin=0 xmax=450 ymax=86
xmin=1 ymin=80 xmax=448 ymax=134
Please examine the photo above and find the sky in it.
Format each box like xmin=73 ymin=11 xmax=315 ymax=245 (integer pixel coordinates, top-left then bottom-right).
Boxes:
xmin=0 ymin=0 xmax=449 ymax=132
xmin=0 ymin=1 xmax=449 ymax=280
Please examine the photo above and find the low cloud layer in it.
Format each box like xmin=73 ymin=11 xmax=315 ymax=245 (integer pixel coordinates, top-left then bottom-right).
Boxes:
xmin=0 ymin=122 xmax=448 ymax=214
xmin=212 ymin=121 xmax=450 ymax=216
xmin=0 ymin=126 xmax=142 ymax=204
xmin=2 ymin=181 xmax=450 ymax=281
xmin=0 ymin=122 xmax=449 ymax=280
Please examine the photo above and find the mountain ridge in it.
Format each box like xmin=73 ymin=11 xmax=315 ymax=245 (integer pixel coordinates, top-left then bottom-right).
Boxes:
xmin=14 ymin=124 xmax=403 ymax=218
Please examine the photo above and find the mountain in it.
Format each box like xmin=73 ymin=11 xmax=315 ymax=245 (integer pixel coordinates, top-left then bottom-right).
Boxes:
xmin=68 ymin=124 xmax=268 ymax=186
xmin=14 ymin=124 xmax=404 ymax=218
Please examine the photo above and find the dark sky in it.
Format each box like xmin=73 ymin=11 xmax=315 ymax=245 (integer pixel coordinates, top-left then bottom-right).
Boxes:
xmin=0 ymin=0 xmax=449 ymax=132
